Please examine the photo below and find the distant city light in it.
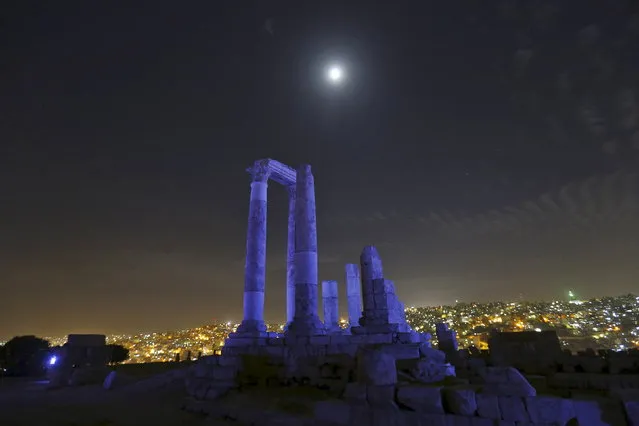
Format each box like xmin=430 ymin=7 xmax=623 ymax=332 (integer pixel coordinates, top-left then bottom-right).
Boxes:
xmin=36 ymin=293 xmax=639 ymax=364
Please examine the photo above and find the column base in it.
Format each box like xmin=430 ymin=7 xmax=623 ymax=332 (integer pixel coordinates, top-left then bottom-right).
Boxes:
xmin=285 ymin=315 xmax=326 ymax=337
xmin=232 ymin=319 xmax=268 ymax=337
xmin=325 ymin=326 xmax=344 ymax=335
xmin=351 ymin=323 xmax=399 ymax=334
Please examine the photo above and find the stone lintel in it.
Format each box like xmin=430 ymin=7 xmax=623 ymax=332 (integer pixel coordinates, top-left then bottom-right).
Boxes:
xmin=247 ymin=158 xmax=296 ymax=186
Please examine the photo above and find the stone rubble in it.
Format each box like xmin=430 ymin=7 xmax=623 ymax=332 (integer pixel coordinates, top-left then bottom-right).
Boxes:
xmin=472 ymin=366 xmax=537 ymax=397
xmin=102 ymin=370 xmax=135 ymax=390
xmin=442 ymin=386 xmax=478 ymax=416
xmin=396 ymin=384 xmax=445 ymax=413
xmin=356 ymin=347 xmax=397 ymax=386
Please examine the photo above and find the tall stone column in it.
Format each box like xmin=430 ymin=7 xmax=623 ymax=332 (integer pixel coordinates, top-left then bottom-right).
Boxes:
xmin=322 ymin=280 xmax=340 ymax=333
xmin=236 ymin=162 xmax=270 ymax=336
xmin=345 ymin=263 xmax=362 ymax=328
xmin=285 ymin=185 xmax=296 ymax=324
xmin=287 ymin=164 xmax=325 ymax=336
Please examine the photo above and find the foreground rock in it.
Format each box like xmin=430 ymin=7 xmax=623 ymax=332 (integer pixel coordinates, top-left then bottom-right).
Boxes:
xmin=471 ymin=366 xmax=537 ymax=397
xmin=103 ymin=370 xmax=136 ymax=390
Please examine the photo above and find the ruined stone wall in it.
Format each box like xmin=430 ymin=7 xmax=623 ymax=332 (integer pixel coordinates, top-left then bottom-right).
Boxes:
xmin=316 ymin=386 xmax=633 ymax=425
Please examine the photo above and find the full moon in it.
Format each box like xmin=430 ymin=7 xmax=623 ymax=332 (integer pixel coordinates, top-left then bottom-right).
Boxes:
xmin=326 ymin=65 xmax=344 ymax=84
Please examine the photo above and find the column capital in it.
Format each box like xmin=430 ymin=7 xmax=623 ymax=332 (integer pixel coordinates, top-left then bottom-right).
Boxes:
xmin=248 ymin=160 xmax=271 ymax=183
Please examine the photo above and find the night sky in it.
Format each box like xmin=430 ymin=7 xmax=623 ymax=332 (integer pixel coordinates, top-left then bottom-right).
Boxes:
xmin=2 ymin=1 xmax=639 ymax=339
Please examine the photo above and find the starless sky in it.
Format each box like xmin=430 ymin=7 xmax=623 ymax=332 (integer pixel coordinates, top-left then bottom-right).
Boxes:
xmin=1 ymin=1 xmax=639 ymax=339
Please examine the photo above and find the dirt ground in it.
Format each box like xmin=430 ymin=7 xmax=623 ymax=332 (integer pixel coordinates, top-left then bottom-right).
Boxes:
xmin=0 ymin=377 xmax=230 ymax=426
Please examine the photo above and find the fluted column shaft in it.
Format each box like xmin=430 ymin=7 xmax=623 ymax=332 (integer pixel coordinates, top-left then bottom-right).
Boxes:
xmin=322 ymin=280 xmax=339 ymax=332
xmin=287 ymin=164 xmax=325 ymax=336
xmin=236 ymin=163 xmax=270 ymax=335
xmin=345 ymin=263 xmax=362 ymax=328
xmin=286 ymin=185 xmax=296 ymax=324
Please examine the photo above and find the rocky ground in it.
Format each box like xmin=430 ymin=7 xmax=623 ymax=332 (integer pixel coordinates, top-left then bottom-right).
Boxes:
xmin=0 ymin=377 xmax=221 ymax=426
xmin=0 ymin=375 xmax=325 ymax=426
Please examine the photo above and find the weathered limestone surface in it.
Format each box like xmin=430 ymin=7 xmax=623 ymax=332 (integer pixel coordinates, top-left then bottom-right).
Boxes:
xmin=366 ymin=384 xmax=397 ymax=407
xmin=313 ymin=400 xmax=352 ymax=425
xmin=524 ymin=396 xmax=576 ymax=424
xmin=287 ymin=165 xmax=325 ymax=336
xmin=378 ymin=343 xmax=420 ymax=360
xmin=396 ymin=385 xmax=445 ymax=413
xmin=358 ymin=246 xmax=390 ymax=328
xmin=354 ymin=246 xmax=414 ymax=335
xmin=356 ymin=347 xmax=397 ymax=386
xmin=236 ymin=162 xmax=270 ymax=336
xmin=286 ymin=184 xmax=296 ymax=324
xmin=407 ymin=358 xmax=456 ymax=383
xmin=436 ymin=323 xmax=459 ymax=363
xmin=442 ymin=387 xmax=477 ymax=416
xmin=322 ymin=280 xmax=340 ymax=333
xmin=345 ymin=263 xmax=362 ymax=329
xmin=498 ymin=395 xmax=530 ymax=422
xmin=472 ymin=366 xmax=536 ymax=397
xmin=419 ymin=344 xmax=447 ymax=364
xmin=185 ymin=349 xmax=628 ymax=426
xmin=572 ymin=398 xmax=627 ymax=426
xmin=475 ymin=392 xmax=501 ymax=420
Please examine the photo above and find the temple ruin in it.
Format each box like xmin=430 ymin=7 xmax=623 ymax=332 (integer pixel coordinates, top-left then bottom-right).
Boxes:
xmin=179 ymin=160 xmax=618 ymax=426
xmin=229 ymin=158 xmax=424 ymax=343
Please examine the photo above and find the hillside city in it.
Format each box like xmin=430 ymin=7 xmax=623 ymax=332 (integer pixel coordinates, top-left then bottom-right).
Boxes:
xmin=11 ymin=293 xmax=634 ymax=364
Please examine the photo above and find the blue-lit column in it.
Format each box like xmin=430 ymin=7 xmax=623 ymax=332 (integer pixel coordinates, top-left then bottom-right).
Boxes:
xmin=236 ymin=161 xmax=270 ymax=336
xmin=359 ymin=245 xmax=388 ymax=327
xmin=287 ymin=164 xmax=325 ymax=336
xmin=286 ymin=184 xmax=296 ymax=324
xmin=322 ymin=280 xmax=340 ymax=333
xmin=345 ymin=263 xmax=362 ymax=329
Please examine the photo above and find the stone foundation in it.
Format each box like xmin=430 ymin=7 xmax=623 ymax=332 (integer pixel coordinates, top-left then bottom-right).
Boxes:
xmin=315 ymin=389 xmax=632 ymax=426
xmin=184 ymin=350 xmax=634 ymax=425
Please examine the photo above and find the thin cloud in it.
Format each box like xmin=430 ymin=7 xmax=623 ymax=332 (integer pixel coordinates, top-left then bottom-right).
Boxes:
xmin=343 ymin=171 xmax=639 ymax=238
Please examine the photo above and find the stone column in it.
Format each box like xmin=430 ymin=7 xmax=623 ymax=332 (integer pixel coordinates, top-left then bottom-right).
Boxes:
xmin=360 ymin=245 xmax=385 ymax=323
xmin=345 ymin=264 xmax=362 ymax=328
xmin=285 ymin=185 xmax=296 ymax=324
xmin=287 ymin=164 xmax=325 ymax=336
xmin=357 ymin=246 xmax=395 ymax=332
xmin=322 ymin=280 xmax=340 ymax=333
xmin=236 ymin=162 xmax=270 ymax=336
